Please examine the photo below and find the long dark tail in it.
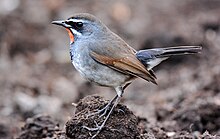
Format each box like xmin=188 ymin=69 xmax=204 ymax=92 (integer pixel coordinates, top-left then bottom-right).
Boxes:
xmin=136 ymin=46 xmax=202 ymax=69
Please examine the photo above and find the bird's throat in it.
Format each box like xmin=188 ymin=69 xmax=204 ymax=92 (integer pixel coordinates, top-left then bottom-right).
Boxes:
xmin=65 ymin=28 xmax=74 ymax=43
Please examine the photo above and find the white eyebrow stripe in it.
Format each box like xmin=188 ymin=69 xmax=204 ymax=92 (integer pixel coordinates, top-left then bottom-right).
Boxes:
xmin=70 ymin=28 xmax=82 ymax=36
xmin=67 ymin=19 xmax=85 ymax=23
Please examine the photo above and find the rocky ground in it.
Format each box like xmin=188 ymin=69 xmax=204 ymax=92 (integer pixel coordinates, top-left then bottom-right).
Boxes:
xmin=0 ymin=0 xmax=220 ymax=138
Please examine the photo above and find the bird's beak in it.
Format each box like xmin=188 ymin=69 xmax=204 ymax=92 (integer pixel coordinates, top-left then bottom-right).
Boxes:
xmin=51 ymin=20 xmax=67 ymax=28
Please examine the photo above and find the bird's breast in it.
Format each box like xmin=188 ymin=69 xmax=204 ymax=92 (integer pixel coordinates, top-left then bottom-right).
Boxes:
xmin=69 ymin=44 xmax=133 ymax=87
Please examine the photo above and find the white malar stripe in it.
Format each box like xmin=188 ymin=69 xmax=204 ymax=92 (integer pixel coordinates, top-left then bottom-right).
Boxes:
xmin=70 ymin=28 xmax=82 ymax=36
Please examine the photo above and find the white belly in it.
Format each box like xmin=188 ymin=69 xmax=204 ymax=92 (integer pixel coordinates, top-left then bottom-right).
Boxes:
xmin=72 ymin=52 xmax=132 ymax=87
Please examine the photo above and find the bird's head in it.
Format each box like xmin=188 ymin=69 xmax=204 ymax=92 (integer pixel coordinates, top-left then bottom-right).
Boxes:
xmin=52 ymin=13 xmax=107 ymax=44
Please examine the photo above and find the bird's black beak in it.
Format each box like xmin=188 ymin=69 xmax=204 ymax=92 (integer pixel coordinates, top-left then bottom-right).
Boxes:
xmin=51 ymin=20 xmax=67 ymax=28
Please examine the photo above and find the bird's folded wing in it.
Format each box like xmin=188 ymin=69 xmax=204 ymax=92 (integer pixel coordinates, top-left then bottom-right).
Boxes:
xmin=90 ymin=51 xmax=157 ymax=84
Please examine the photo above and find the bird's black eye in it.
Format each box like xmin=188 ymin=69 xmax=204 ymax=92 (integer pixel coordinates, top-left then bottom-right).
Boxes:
xmin=75 ymin=22 xmax=83 ymax=28
xmin=65 ymin=21 xmax=83 ymax=28
xmin=65 ymin=21 xmax=75 ymax=26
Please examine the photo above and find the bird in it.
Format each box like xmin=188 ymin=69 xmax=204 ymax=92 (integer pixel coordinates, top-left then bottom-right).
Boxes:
xmin=52 ymin=13 xmax=201 ymax=138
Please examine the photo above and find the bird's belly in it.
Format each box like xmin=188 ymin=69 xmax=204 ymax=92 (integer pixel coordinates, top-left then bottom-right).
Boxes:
xmin=72 ymin=54 xmax=131 ymax=87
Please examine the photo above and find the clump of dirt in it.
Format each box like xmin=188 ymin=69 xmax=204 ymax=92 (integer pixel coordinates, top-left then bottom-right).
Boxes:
xmin=156 ymin=85 xmax=220 ymax=138
xmin=65 ymin=95 xmax=141 ymax=139
xmin=138 ymin=116 xmax=219 ymax=139
xmin=172 ymin=98 xmax=220 ymax=134
xmin=137 ymin=117 xmax=168 ymax=139
xmin=155 ymin=91 xmax=220 ymax=136
xmin=0 ymin=123 xmax=12 ymax=139
xmin=17 ymin=115 xmax=68 ymax=139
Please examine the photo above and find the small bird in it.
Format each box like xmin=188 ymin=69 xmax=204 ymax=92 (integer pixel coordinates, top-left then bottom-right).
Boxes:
xmin=52 ymin=13 xmax=201 ymax=138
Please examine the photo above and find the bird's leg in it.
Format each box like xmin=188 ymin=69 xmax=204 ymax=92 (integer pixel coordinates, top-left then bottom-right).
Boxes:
xmin=96 ymin=84 xmax=128 ymax=117
xmin=83 ymin=95 xmax=121 ymax=139
xmin=99 ymin=86 xmax=124 ymax=117
xmin=83 ymin=86 xmax=124 ymax=138
xmin=86 ymin=95 xmax=118 ymax=118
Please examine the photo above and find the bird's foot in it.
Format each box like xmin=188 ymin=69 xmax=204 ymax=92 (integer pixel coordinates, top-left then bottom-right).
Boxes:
xmin=82 ymin=121 xmax=104 ymax=139
xmin=83 ymin=95 xmax=120 ymax=138
xmin=86 ymin=95 xmax=118 ymax=118
xmin=86 ymin=103 xmax=111 ymax=118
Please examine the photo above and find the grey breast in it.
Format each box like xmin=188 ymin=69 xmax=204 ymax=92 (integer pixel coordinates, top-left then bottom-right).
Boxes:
xmin=70 ymin=42 xmax=132 ymax=87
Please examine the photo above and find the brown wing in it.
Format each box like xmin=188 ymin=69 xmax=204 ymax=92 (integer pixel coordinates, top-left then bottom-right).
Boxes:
xmin=90 ymin=51 xmax=157 ymax=84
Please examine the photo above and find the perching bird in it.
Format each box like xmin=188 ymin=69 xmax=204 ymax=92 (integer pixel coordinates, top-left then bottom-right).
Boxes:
xmin=52 ymin=13 xmax=201 ymax=138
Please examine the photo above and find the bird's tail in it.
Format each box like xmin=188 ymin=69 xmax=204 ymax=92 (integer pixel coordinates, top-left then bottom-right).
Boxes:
xmin=136 ymin=46 xmax=202 ymax=70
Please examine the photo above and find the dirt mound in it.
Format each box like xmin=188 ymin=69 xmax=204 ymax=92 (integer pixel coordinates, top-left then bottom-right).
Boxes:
xmin=66 ymin=95 xmax=140 ymax=139
xmin=16 ymin=95 xmax=219 ymax=139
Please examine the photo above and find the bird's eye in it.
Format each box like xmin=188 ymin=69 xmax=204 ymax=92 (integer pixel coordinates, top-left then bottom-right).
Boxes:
xmin=75 ymin=22 xmax=83 ymax=28
xmin=65 ymin=21 xmax=75 ymax=26
xmin=65 ymin=21 xmax=83 ymax=28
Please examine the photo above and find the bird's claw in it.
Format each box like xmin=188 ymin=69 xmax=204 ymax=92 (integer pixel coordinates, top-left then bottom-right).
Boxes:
xmin=118 ymin=108 xmax=125 ymax=114
xmin=82 ymin=121 xmax=100 ymax=130
xmin=82 ymin=121 xmax=103 ymax=139
xmin=82 ymin=125 xmax=100 ymax=131
xmin=99 ymin=107 xmax=109 ymax=118
xmin=86 ymin=103 xmax=110 ymax=118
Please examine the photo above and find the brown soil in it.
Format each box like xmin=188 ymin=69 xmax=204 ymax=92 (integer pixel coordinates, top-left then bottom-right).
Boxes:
xmin=17 ymin=95 xmax=219 ymax=139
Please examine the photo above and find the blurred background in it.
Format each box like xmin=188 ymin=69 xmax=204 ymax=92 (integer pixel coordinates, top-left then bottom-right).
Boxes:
xmin=0 ymin=0 xmax=219 ymax=138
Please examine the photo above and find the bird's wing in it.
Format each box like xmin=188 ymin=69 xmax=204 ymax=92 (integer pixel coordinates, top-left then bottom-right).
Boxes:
xmin=90 ymin=51 xmax=157 ymax=84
